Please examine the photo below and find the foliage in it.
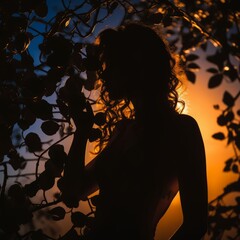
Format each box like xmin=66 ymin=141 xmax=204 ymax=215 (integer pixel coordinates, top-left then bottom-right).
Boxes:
xmin=0 ymin=0 xmax=239 ymax=239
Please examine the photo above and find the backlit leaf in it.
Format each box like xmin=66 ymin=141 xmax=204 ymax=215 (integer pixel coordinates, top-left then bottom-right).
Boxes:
xmin=207 ymin=68 xmax=218 ymax=73
xmin=38 ymin=171 xmax=55 ymax=190
xmin=41 ymin=120 xmax=59 ymax=135
xmin=71 ymin=211 xmax=87 ymax=227
xmin=94 ymin=112 xmax=106 ymax=126
xmin=49 ymin=206 xmax=66 ymax=221
xmin=89 ymin=128 xmax=102 ymax=142
xmin=29 ymin=100 xmax=53 ymax=120
xmin=25 ymin=133 xmax=42 ymax=152
xmin=208 ymin=74 xmax=223 ymax=88
xmin=223 ymin=91 xmax=235 ymax=107
xmin=186 ymin=54 xmax=199 ymax=61
xmin=224 ymin=179 xmax=240 ymax=193
xmin=185 ymin=70 xmax=196 ymax=83
xmin=212 ymin=132 xmax=225 ymax=140
xmin=187 ymin=62 xmax=200 ymax=70
xmin=232 ymin=164 xmax=239 ymax=173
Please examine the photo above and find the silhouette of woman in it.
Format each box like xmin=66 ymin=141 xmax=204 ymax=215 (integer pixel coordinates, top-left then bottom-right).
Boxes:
xmin=62 ymin=22 xmax=208 ymax=240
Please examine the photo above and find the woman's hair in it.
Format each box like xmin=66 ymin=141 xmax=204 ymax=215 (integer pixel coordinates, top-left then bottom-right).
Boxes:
xmin=94 ymin=22 xmax=185 ymax=153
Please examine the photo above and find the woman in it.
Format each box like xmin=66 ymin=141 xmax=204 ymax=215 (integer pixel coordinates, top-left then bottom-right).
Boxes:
xmin=62 ymin=22 xmax=208 ymax=240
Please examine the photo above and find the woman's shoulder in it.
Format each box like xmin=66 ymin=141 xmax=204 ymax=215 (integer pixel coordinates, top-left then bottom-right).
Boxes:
xmin=176 ymin=113 xmax=199 ymax=126
xmin=175 ymin=113 xmax=203 ymax=139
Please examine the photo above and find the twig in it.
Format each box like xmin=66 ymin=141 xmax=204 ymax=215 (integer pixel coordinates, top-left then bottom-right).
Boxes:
xmin=32 ymin=198 xmax=62 ymax=212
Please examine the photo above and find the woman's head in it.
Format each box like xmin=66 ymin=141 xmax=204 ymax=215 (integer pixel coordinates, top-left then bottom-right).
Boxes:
xmin=97 ymin=22 xmax=182 ymax=106
xmin=94 ymin=22 xmax=185 ymax=151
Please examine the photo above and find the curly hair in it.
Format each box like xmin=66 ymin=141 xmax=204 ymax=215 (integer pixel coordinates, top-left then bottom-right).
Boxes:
xmin=94 ymin=22 xmax=185 ymax=153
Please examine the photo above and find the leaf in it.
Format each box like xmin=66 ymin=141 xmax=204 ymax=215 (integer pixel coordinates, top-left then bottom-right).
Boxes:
xmin=24 ymin=181 xmax=40 ymax=197
xmin=232 ymin=164 xmax=239 ymax=173
xmin=186 ymin=54 xmax=199 ymax=61
xmin=48 ymin=144 xmax=66 ymax=160
xmin=223 ymin=91 xmax=235 ymax=107
xmin=44 ymin=160 xmax=62 ymax=177
xmin=225 ymin=111 xmax=234 ymax=122
xmin=89 ymin=128 xmax=102 ymax=142
xmin=84 ymin=71 xmax=97 ymax=91
xmin=38 ymin=171 xmax=55 ymax=190
xmin=212 ymin=132 xmax=225 ymax=140
xmin=187 ymin=62 xmax=200 ymax=70
xmin=185 ymin=70 xmax=196 ymax=83
xmin=207 ymin=68 xmax=219 ymax=73
xmin=8 ymin=184 xmax=25 ymax=201
xmin=9 ymin=156 xmax=26 ymax=171
xmin=208 ymin=74 xmax=223 ymax=88
xmin=224 ymin=179 xmax=240 ymax=193
xmin=94 ymin=112 xmax=106 ymax=126
xmin=41 ymin=120 xmax=59 ymax=135
xmin=29 ymin=100 xmax=53 ymax=120
xmin=206 ymin=50 xmax=226 ymax=70
xmin=223 ymin=164 xmax=231 ymax=172
xmin=226 ymin=158 xmax=234 ymax=164
xmin=25 ymin=132 xmax=42 ymax=152
xmin=217 ymin=114 xmax=228 ymax=126
xmin=49 ymin=206 xmax=66 ymax=221
xmin=227 ymin=130 xmax=234 ymax=145
xmin=65 ymin=76 xmax=84 ymax=95
xmin=71 ymin=211 xmax=87 ymax=227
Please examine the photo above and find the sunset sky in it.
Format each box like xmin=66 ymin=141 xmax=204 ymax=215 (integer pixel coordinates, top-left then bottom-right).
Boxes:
xmin=156 ymin=53 xmax=240 ymax=239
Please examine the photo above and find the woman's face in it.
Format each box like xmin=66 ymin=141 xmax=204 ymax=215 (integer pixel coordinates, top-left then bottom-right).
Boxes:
xmin=101 ymin=62 xmax=128 ymax=100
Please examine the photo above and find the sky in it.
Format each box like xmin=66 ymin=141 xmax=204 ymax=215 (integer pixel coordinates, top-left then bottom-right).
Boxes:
xmin=1 ymin=0 xmax=239 ymax=239
xmin=156 ymin=48 xmax=240 ymax=239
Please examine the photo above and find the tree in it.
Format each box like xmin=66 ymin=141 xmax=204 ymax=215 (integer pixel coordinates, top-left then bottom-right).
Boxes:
xmin=0 ymin=0 xmax=239 ymax=239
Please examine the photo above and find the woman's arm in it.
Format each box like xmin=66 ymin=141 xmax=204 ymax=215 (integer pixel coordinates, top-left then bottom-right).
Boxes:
xmin=61 ymin=129 xmax=91 ymax=207
xmin=170 ymin=115 xmax=208 ymax=240
xmin=61 ymin=99 xmax=99 ymax=207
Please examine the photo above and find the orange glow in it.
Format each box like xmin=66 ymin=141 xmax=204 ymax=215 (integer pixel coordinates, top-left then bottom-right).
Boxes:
xmin=55 ymin=65 xmax=239 ymax=240
xmin=156 ymin=68 xmax=240 ymax=239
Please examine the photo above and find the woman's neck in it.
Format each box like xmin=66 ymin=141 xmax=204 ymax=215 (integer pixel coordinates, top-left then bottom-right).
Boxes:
xmin=131 ymin=95 xmax=175 ymax=124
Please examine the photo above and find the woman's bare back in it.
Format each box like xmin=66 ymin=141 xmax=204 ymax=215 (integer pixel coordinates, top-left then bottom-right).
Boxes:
xmin=91 ymin=113 xmax=194 ymax=239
